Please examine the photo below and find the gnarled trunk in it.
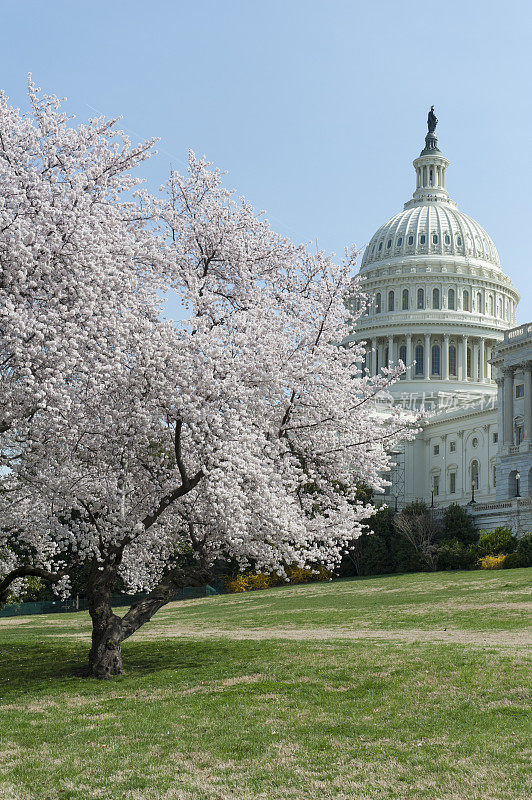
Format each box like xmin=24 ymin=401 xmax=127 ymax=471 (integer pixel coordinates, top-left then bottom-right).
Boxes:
xmin=87 ymin=563 xmax=124 ymax=678
xmin=89 ymin=622 xmax=124 ymax=678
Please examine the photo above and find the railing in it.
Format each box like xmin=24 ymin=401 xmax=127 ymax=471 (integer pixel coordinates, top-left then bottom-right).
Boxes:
xmin=506 ymin=322 xmax=532 ymax=340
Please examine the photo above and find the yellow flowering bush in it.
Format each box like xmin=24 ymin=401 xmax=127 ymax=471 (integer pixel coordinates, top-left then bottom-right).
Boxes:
xmin=480 ymin=554 xmax=507 ymax=570
xmin=225 ymin=564 xmax=331 ymax=593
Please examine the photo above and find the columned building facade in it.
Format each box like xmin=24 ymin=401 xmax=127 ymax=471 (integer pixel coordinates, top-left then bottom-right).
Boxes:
xmin=349 ymin=110 xmax=531 ymax=531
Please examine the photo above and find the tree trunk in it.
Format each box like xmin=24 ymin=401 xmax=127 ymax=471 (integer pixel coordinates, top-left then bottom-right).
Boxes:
xmin=87 ymin=563 xmax=124 ymax=678
xmin=89 ymin=622 xmax=124 ymax=678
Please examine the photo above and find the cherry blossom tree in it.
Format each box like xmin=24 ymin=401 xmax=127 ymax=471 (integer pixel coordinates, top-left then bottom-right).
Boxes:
xmin=0 ymin=83 xmax=418 ymax=677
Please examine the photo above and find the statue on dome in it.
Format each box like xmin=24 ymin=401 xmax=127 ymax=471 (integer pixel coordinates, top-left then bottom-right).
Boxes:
xmin=427 ymin=106 xmax=438 ymax=133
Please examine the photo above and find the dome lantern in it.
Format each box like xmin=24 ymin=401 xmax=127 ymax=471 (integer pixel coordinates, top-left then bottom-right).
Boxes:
xmin=409 ymin=106 xmax=451 ymax=206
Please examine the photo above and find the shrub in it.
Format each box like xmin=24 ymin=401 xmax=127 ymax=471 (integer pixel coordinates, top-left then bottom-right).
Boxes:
xmin=477 ymin=527 xmax=517 ymax=557
xmin=438 ymin=538 xmax=477 ymax=570
xmin=516 ymin=532 xmax=532 ymax=567
xmin=224 ymin=565 xmax=331 ymax=593
xmin=441 ymin=504 xmax=478 ymax=546
xmin=502 ymin=552 xmax=528 ymax=569
xmin=480 ymin=554 xmax=507 ymax=570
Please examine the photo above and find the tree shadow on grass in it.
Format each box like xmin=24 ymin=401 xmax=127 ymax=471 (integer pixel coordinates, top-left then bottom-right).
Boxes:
xmin=0 ymin=636 xmax=276 ymax=698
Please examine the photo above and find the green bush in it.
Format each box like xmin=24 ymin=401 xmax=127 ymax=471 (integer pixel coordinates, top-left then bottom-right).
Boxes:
xmin=502 ymin=552 xmax=528 ymax=569
xmin=516 ymin=532 xmax=532 ymax=567
xmin=441 ymin=504 xmax=478 ymax=546
xmin=477 ymin=527 xmax=517 ymax=557
xmin=438 ymin=538 xmax=477 ymax=570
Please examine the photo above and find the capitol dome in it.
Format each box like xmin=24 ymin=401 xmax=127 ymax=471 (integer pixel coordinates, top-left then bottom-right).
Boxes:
xmin=351 ymin=107 xmax=520 ymax=397
xmin=361 ymin=203 xmax=500 ymax=271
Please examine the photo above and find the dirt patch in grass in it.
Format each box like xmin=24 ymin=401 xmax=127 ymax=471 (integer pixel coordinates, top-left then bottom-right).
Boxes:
xmin=134 ymin=625 xmax=532 ymax=648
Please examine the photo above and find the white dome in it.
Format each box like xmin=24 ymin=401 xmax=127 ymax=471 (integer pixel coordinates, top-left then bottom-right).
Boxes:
xmin=361 ymin=203 xmax=500 ymax=271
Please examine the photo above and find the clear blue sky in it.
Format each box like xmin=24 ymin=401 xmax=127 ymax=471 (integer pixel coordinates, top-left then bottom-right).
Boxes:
xmin=2 ymin=0 xmax=531 ymax=321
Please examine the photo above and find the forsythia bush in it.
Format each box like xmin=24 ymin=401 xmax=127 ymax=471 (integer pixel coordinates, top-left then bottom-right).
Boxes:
xmin=225 ymin=565 xmax=331 ymax=593
xmin=480 ymin=554 xmax=507 ymax=570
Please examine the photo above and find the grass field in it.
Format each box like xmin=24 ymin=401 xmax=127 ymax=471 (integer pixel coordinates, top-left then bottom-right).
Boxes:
xmin=0 ymin=568 xmax=531 ymax=800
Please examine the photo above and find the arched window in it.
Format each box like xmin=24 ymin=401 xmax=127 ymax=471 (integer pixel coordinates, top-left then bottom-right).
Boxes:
xmin=397 ymin=237 xmax=403 ymax=246
xmin=420 ymin=234 xmax=426 ymax=245
xmin=497 ymin=297 xmax=502 ymax=317
xmin=431 ymin=344 xmax=441 ymax=376
xmin=476 ymin=292 xmax=483 ymax=314
xmin=457 ymin=236 xmax=462 ymax=246
xmin=415 ymin=344 xmax=424 ymax=375
xmin=448 ymin=288 xmax=455 ymax=310
xmin=463 ymin=290 xmax=469 ymax=311
xmin=378 ymin=241 xmax=383 ymax=251
xmin=449 ymin=345 xmax=456 ymax=376
xmin=388 ymin=290 xmax=395 ymax=312
xmin=471 ymin=460 xmax=479 ymax=490
xmin=402 ymin=289 xmax=409 ymax=310
xmin=399 ymin=345 xmax=407 ymax=363
xmin=417 ymin=288 xmax=424 ymax=309
xmin=444 ymin=234 xmax=451 ymax=244
xmin=408 ymin=235 xmax=414 ymax=245
xmin=432 ymin=288 xmax=440 ymax=309
xmin=488 ymin=295 xmax=494 ymax=315
xmin=432 ymin=234 xmax=438 ymax=244
xmin=375 ymin=292 xmax=381 ymax=313
xmin=467 ymin=347 xmax=472 ymax=378
xmin=385 ymin=347 xmax=389 ymax=367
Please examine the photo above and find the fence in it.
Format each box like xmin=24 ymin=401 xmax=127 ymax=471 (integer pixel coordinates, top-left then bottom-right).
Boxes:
xmin=0 ymin=585 xmax=218 ymax=618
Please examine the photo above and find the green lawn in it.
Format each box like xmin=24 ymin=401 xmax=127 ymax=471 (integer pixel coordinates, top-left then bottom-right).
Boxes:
xmin=0 ymin=568 xmax=531 ymax=799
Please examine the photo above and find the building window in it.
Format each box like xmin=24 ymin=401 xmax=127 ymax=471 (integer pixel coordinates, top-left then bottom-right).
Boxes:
xmin=463 ymin=290 xmax=469 ymax=311
xmin=467 ymin=347 xmax=472 ymax=378
xmin=432 ymin=288 xmax=440 ymax=309
xmin=388 ymin=290 xmax=395 ymax=312
xmin=397 ymin=237 xmax=403 ymax=246
xmin=449 ymin=345 xmax=456 ymax=376
xmin=516 ymin=426 xmax=524 ymax=444
xmin=408 ymin=235 xmax=414 ymax=245
xmin=472 ymin=437 xmax=478 ymax=448
xmin=433 ymin=475 xmax=440 ymax=496
xmin=471 ymin=460 xmax=479 ymax=490
xmin=375 ymin=293 xmax=381 ymax=313
xmin=445 ymin=234 xmax=451 ymax=244
xmin=432 ymin=234 xmax=438 ymax=244
xmin=448 ymin=288 xmax=455 ymax=310
xmin=432 ymin=344 xmax=441 ymax=376
xmin=492 ymin=432 xmax=498 ymax=444
xmin=450 ymin=472 xmax=456 ymax=494
xmin=457 ymin=236 xmax=462 ymax=246
xmin=378 ymin=241 xmax=383 ymax=251
xmin=417 ymin=288 xmax=424 ymax=309
xmin=399 ymin=345 xmax=407 ymax=363
xmin=387 ymin=239 xmax=392 ymax=248
xmin=489 ymin=295 xmax=494 ymax=315
xmin=415 ymin=344 xmax=424 ymax=375
xmin=371 ymin=245 xmax=375 ymax=254
xmin=402 ymin=289 xmax=409 ymax=310
xmin=476 ymin=292 xmax=483 ymax=313
xmin=433 ymin=444 xmax=439 ymax=455
xmin=420 ymin=234 xmax=426 ymax=245
xmin=516 ymin=384 xmax=524 ymax=398
xmin=493 ymin=465 xmax=496 ymax=487
xmin=450 ymin=441 xmax=456 ymax=452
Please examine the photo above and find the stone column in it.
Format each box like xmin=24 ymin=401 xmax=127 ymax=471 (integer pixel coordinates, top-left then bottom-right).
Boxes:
xmin=461 ymin=335 xmax=468 ymax=381
xmin=503 ymin=368 xmax=514 ymax=445
xmin=479 ymin=338 xmax=486 ymax=382
xmin=406 ymin=334 xmax=412 ymax=380
xmin=371 ymin=337 xmax=378 ymax=376
xmin=443 ymin=334 xmax=449 ymax=381
xmin=472 ymin=341 xmax=479 ymax=382
xmin=424 ymin=333 xmax=431 ymax=379
xmin=388 ymin=336 xmax=394 ymax=368
xmin=524 ymin=361 xmax=532 ymax=443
